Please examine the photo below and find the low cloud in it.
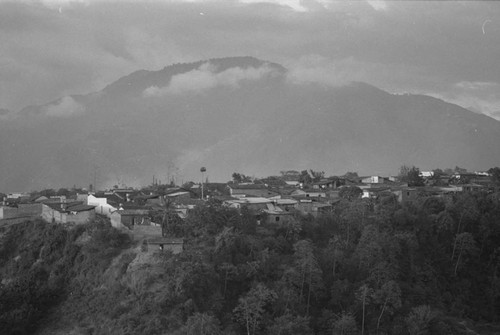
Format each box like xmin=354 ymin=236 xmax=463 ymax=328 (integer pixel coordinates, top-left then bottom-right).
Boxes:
xmin=455 ymin=81 xmax=499 ymax=91
xmin=367 ymin=0 xmax=388 ymax=11
xmin=286 ymin=55 xmax=353 ymax=87
xmin=43 ymin=96 xmax=85 ymax=117
xmin=428 ymin=81 xmax=500 ymax=120
xmin=143 ymin=62 xmax=277 ymax=97
xmin=285 ymin=55 xmax=393 ymax=88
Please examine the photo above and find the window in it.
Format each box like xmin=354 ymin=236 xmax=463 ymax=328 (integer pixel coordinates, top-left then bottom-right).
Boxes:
xmin=275 ymin=216 xmax=280 ymax=222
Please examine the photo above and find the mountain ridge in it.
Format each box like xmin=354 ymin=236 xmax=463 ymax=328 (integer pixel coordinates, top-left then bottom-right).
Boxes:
xmin=1 ymin=56 xmax=499 ymax=192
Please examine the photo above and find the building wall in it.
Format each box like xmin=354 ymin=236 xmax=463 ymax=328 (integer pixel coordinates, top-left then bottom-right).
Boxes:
xmin=110 ymin=212 xmax=124 ymax=229
xmin=87 ymin=195 xmax=107 ymax=207
xmin=297 ymin=202 xmax=313 ymax=214
xmin=41 ymin=205 xmax=66 ymax=224
xmin=266 ymin=214 xmax=295 ymax=224
xmin=393 ymin=189 xmax=418 ymax=203
xmin=94 ymin=204 xmax=116 ymax=218
xmin=0 ymin=216 xmax=36 ymax=227
xmin=17 ymin=203 xmax=43 ymax=217
xmin=245 ymin=203 xmax=270 ymax=211
xmin=0 ymin=204 xmax=42 ymax=220
xmin=146 ymin=242 xmax=183 ymax=254
xmin=66 ymin=210 xmax=95 ymax=224
xmin=132 ymin=225 xmax=162 ymax=240
xmin=231 ymin=189 xmax=277 ymax=198
xmin=0 ymin=206 xmax=16 ymax=219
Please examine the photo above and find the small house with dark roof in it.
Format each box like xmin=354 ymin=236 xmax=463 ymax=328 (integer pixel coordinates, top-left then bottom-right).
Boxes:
xmin=30 ymin=195 xmax=49 ymax=203
xmin=274 ymin=198 xmax=298 ymax=211
xmin=361 ymin=186 xmax=392 ymax=199
xmin=361 ymin=176 xmax=389 ymax=184
xmin=461 ymin=183 xmax=487 ymax=192
xmin=297 ymin=201 xmax=333 ymax=217
xmin=110 ymin=209 xmax=151 ymax=229
xmin=41 ymin=202 xmax=95 ymax=224
xmin=312 ymin=178 xmax=344 ymax=190
xmin=291 ymin=189 xmax=326 ymax=200
xmin=262 ymin=205 xmax=296 ymax=224
xmin=390 ymin=187 xmax=419 ymax=203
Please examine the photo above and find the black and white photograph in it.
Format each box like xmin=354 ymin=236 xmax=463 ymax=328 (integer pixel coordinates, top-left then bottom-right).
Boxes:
xmin=1 ymin=0 xmax=500 ymax=334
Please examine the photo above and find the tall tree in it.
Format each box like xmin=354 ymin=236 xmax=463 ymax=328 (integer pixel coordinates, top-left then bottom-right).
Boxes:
xmin=355 ymin=284 xmax=374 ymax=335
xmin=267 ymin=313 xmax=313 ymax=335
xmin=176 ymin=313 xmax=222 ymax=335
xmin=233 ymin=283 xmax=277 ymax=335
xmin=331 ymin=312 xmax=358 ymax=335
xmin=292 ymin=240 xmax=324 ymax=315
xmin=372 ymin=280 xmax=402 ymax=332
xmin=453 ymin=232 xmax=478 ymax=276
xmin=405 ymin=305 xmax=434 ymax=335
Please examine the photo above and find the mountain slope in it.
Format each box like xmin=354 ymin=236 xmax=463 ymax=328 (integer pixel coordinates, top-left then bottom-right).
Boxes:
xmin=1 ymin=56 xmax=499 ymax=192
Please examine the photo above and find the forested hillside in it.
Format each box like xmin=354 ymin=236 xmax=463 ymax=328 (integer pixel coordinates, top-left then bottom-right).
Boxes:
xmin=1 ymin=191 xmax=500 ymax=334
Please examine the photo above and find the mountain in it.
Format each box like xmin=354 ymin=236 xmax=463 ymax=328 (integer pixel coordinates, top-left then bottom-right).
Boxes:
xmin=1 ymin=56 xmax=500 ymax=192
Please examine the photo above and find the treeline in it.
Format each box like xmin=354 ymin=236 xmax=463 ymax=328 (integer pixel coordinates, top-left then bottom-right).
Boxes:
xmin=1 ymin=191 xmax=500 ymax=334
xmin=155 ymin=192 xmax=500 ymax=334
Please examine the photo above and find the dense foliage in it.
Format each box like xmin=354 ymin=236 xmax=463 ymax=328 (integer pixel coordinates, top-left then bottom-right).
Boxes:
xmin=0 ymin=218 xmax=131 ymax=335
xmin=1 ymin=191 xmax=500 ymax=334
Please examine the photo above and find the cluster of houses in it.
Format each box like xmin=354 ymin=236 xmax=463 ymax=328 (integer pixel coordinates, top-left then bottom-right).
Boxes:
xmin=1 ymin=170 xmax=496 ymax=253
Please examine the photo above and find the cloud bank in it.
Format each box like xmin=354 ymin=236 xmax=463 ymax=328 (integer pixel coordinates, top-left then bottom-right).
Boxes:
xmin=1 ymin=1 xmax=500 ymax=121
xmin=143 ymin=62 xmax=277 ymax=97
xmin=43 ymin=96 xmax=85 ymax=117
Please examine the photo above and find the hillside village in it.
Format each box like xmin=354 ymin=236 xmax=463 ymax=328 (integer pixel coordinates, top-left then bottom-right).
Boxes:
xmin=2 ymin=166 xmax=500 ymax=335
xmin=1 ymin=167 xmax=498 ymax=254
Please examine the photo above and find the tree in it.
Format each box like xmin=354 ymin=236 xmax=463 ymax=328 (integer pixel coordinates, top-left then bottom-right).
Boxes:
xmin=309 ymin=170 xmax=325 ymax=182
xmin=233 ymin=283 xmax=277 ymax=335
xmin=339 ymin=199 xmax=367 ymax=245
xmin=488 ymin=167 xmax=500 ymax=183
xmin=431 ymin=168 xmax=444 ymax=178
xmin=232 ymin=172 xmax=251 ymax=183
xmin=299 ymin=170 xmax=312 ymax=184
xmin=331 ymin=312 xmax=358 ymax=335
xmin=267 ymin=313 xmax=313 ymax=335
xmin=292 ymin=240 xmax=324 ymax=315
xmin=372 ymin=280 xmax=402 ymax=332
xmin=450 ymin=194 xmax=479 ymax=261
xmin=355 ymin=284 xmax=374 ymax=335
xmin=39 ymin=188 xmax=56 ymax=197
xmin=343 ymin=171 xmax=359 ymax=181
xmin=399 ymin=165 xmax=424 ymax=186
xmin=405 ymin=305 xmax=434 ymax=335
xmin=453 ymin=232 xmax=478 ymax=276
xmin=176 ymin=313 xmax=222 ymax=335
xmin=325 ymin=236 xmax=347 ymax=281
xmin=339 ymin=186 xmax=362 ymax=201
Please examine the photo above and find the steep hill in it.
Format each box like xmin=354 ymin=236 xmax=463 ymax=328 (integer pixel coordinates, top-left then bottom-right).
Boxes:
xmin=1 ymin=56 xmax=499 ymax=191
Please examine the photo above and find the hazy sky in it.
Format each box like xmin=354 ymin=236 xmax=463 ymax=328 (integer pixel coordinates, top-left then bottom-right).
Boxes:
xmin=1 ymin=0 xmax=499 ymax=118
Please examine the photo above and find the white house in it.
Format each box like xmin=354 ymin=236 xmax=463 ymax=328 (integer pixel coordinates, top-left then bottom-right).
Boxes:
xmin=87 ymin=194 xmax=118 ymax=218
xmin=361 ymin=176 xmax=387 ymax=184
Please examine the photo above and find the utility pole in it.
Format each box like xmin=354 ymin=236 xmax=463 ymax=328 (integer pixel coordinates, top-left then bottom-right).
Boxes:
xmin=200 ymin=167 xmax=206 ymax=200
xmin=93 ymin=165 xmax=98 ymax=193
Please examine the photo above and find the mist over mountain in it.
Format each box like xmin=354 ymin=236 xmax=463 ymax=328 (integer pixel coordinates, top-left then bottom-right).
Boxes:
xmin=1 ymin=56 xmax=500 ymax=192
